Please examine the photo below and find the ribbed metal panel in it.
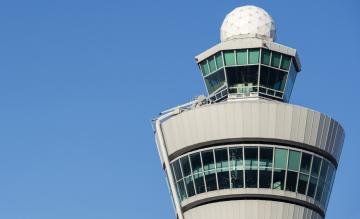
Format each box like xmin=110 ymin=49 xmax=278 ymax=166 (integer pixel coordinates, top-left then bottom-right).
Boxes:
xmin=161 ymin=100 xmax=344 ymax=163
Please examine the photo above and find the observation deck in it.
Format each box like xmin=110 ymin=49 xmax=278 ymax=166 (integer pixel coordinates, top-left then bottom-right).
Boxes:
xmin=195 ymin=37 xmax=301 ymax=103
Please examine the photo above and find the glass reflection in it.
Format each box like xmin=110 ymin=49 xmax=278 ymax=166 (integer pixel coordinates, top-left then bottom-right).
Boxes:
xmin=245 ymin=147 xmax=258 ymax=188
xmin=171 ymin=145 xmax=335 ymax=208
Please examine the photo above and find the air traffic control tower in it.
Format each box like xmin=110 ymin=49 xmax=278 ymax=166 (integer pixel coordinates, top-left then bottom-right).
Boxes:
xmin=153 ymin=5 xmax=345 ymax=219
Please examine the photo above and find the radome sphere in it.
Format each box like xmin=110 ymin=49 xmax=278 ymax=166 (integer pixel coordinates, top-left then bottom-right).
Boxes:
xmin=220 ymin=5 xmax=276 ymax=42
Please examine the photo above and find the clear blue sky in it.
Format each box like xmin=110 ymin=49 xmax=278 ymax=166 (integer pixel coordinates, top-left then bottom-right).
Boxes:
xmin=0 ymin=1 xmax=358 ymax=218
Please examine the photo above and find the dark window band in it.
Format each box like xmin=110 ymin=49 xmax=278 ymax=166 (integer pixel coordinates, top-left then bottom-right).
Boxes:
xmin=168 ymin=138 xmax=338 ymax=168
xmin=170 ymin=145 xmax=336 ymax=206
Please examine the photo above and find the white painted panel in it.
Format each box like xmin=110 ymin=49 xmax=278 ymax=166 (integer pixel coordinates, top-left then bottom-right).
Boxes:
xmin=251 ymin=102 xmax=261 ymax=137
xmin=297 ymin=107 xmax=308 ymax=143
xmin=283 ymin=104 xmax=293 ymax=141
xmin=310 ymin=113 xmax=320 ymax=147
xmin=315 ymin=115 xmax=325 ymax=148
xmin=320 ymin=116 xmax=331 ymax=150
xmin=304 ymin=110 xmax=314 ymax=145
xmin=290 ymin=105 xmax=301 ymax=141
xmin=275 ymin=103 xmax=285 ymax=139
xmin=259 ymin=102 xmax=270 ymax=138
xmin=268 ymin=102 xmax=277 ymax=138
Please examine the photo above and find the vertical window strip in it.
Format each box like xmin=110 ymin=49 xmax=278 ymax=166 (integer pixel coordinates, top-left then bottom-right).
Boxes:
xmin=305 ymin=154 xmax=313 ymax=197
xmin=313 ymin=158 xmax=323 ymax=201
xmin=213 ymin=149 xmax=219 ymax=190
xmin=200 ymin=59 xmax=210 ymax=76
xmin=236 ymin=49 xmax=248 ymax=65
xmin=249 ymin=49 xmax=260 ymax=64
xmin=257 ymin=146 xmax=260 ymax=188
xmin=295 ymin=152 xmax=302 ymax=192
xmin=242 ymin=146 xmax=246 ymax=189
xmin=171 ymin=163 xmax=182 ymax=202
xmin=224 ymin=50 xmax=236 ymax=66
xmin=199 ymin=151 xmax=208 ymax=193
xmin=188 ymin=154 xmax=198 ymax=195
xmin=179 ymin=158 xmax=189 ymax=199
xmin=215 ymin=52 xmax=224 ymax=69
xmin=208 ymin=56 xmax=217 ymax=73
xmin=227 ymin=147 xmax=231 ymax=188
xmin=271 ymin=146 xmax=275 ymax=189
xmin=284 ymin=149 xmax=290 ymax=191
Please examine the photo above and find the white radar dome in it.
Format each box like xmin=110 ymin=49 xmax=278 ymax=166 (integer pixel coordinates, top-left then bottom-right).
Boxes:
xmin=220 ymin=5 xmax=276 ymax=42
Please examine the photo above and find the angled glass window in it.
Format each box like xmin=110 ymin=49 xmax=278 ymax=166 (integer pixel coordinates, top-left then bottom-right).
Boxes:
xmin=307 ymin=176 xmax=317 ymax=198
xmin=215 ymin=52 xmax=224 ymax=68
xmin=215 ymin=148 xmax=230 ymax=189
xmin=260 ymin=66 xmax=288 ymax=92
xmin=274 ymin=148 xmax=288 ymax=169
xmin=202 ymin=150 xmax=215 ymax=172
xmin=284 ymin=63 xmax=297 ymax=102
xmin=230 ymin=147 xmax=243 ymax=169
xmin=193 ymin=176 xmax=206 ymax=194
xmin=321 ymin=183 xmax=330 ymax=207
xmin=327 ymin=164 xmax=336 ymax=183
xmin=217 ymin=171 xmax=230 ymax=189
xmin=208 ymin=57 xmax=217 ymax=72
xmin=300 ymin=153 xmax=312 ymax=174
xmin=236 ymin=49 xmax=247 ymax=65
xmin=172 ymin=160 xmax=183 ymax=181
xmin=248 ymin=49 xmax=260 ymax=64
xmin=190 ymin=153 xmax=202 ymax=174
xmin=177 ymin=180 xmax=187 ymax=201
xmin=184 ymin=176 xmax=196 ymax=197
xmin=202 ymin=150 xmax=217 ymax=191
xmin=260 ymin=147 xmax=273 ymax=169
xmin=273 ymin=169 xmax=286 ymax=190
xmin=200 ymin=60 xmax=210 ymax=76
xmin=324 ymin=164 xmax=336 ymax=208
xmin=231 ymin=169 xmax=244 ymax=188
xmin=180 ymin=156 xmax=195 ymax=197
xmin=173 ymin=179 xmax=182 ymax=202
xmin=271 ymin=52 xmax=281 ymax=68
xmin=229 ymin=147 xmax=244 ymax=188
xmin=319 ymin=161 xmax=329 ymax=181
xmin=226 ymin=66 xmax=258 ymax=94
xmin=204 ymin=171 xmax=217 ymax=192
xmin=190 ymin=153 xmax=206 ymax=194
xmin=224 ymin=50 xmax=236 ymax=66
xmin=315 ymin=180 xmax=324 ymax=202
xmin=259 ymin=169 xmax=272 ymax=188
xmin=215 ymin=148 xmax=229 ymax=170
xmin=311 ymin=156 xmax=322 ymax=178
xmin=298 ymin=173 xmax=309 ymax=195
xmin=180 ymin=156 xmax=191 ymax=177
xmin=288 ymin=150 xmax=301 ymax=171
xmin=261 ymin=49 xmax=271 ymax=65
xmin=286 ymin=171 xmax=298 ymax=192
xmin=280 ymin=55 xmax=291 ymax=70
xmin=245 ymin=169 xmax=258 ymax=188
xmin=245 ymin=147 xmax=258 ymax=188
xmin=245 ymin=147 xmax=258 ymax=170
xmin=204 ymin=68 xmax=225 ymax=94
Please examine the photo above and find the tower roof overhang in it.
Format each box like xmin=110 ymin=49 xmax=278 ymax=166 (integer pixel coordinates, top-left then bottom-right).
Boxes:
xmin=195 ymin=36 xmax=302 ymax=72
